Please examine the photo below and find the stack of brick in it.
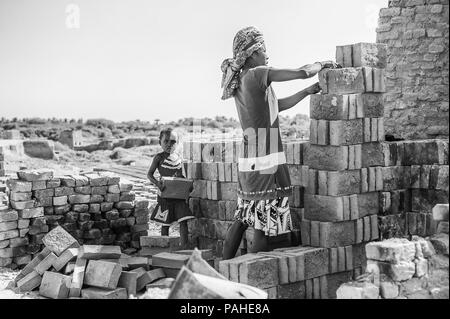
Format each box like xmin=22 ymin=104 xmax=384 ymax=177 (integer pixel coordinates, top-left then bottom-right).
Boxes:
xmin=336 ymin=237 xmax=439 ymax=299
xmin=9 ymin=225 xmax=166 ymax=299
xmin=0 ymin=146 xmax=5 ymax=177
xmin=139 ymin=235 xmax=182 ymax=257
xmin=378 ymin=139 xmax=448 ymax=239
xmin=183 ymin=139 xmax=309 ymax=256
xmin=304 ymin=42 xmax=387 ymax=267
xmin=1 ymin=170 xmax=150 ymax=269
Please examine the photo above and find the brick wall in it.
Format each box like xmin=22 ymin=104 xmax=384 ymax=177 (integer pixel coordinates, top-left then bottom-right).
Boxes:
xmin=376 ymin=0 xmax=449 ymax=139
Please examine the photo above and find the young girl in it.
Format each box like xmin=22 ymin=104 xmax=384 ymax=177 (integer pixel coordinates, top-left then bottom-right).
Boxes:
xmin=220 ymin=26 xmax=340 ymax=259
xmin=147 ymin=127 xmax=194 ymax=247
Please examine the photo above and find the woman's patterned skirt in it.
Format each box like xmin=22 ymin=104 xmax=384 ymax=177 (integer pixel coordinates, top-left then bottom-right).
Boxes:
xmin=234 ymin=196 xmax=293 ymax=236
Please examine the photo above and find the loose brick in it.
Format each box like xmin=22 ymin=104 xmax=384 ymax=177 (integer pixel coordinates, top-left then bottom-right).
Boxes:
xmin=81 ymin=287 xmax=127 ymax=299
xmin=42 ymin=225 xmax=79 ymax=256
xmin=118 ymin=271 xmax=138 ymax=296
xmin=7 ymin=180 xmax=32 ymax=192
xmin=39 ymin=271 xmax=71 ymax=299
xmin=68 ymin=257 xmax=87 ymax=297
xmin=17 ymin=270 xmax=42 ymax=292
xmin=319 ymin=220 xmax=356 ymax=248
xmin=52 ymin=248 xmax=79 ymax=271
xmin=78 ymin=245 xmax=122 ymax=260
xmin=84 ymin=260 xmax=122 ymax=289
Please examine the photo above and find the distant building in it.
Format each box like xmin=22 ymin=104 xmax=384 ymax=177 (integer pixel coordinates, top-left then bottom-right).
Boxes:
xmin=59 ymin=129 xmax=83 ymax=149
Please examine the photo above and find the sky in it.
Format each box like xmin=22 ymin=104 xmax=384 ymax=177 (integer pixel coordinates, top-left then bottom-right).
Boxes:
xmin=0 ymin=0 xmax=387 ymax=123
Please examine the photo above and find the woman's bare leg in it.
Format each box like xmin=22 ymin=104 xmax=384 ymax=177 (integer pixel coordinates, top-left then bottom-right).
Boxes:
xmin=248 ymin=229 xmax=269 ymax=253
xmin=179 ymin=220 xmax=188 ymax=248
xmin=223 ymin=220 xmax=248 ymax=260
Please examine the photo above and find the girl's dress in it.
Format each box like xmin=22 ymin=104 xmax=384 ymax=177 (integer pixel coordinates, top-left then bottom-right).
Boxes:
xmin=150 ymin=152 xmax=194 ymax=226
xmin=233 ymin=65 xmax=294 ymax=237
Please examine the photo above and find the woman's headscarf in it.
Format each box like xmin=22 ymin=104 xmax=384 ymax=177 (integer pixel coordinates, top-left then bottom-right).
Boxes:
xmin=221 ymin=26 xmax=265 ymax=100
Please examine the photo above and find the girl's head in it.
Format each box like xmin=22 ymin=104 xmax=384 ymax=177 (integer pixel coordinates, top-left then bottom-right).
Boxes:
xmin=159 ymin=127 xmax=178 ymax=154
xmin=221 ymin=26 xmax=267 ymax=100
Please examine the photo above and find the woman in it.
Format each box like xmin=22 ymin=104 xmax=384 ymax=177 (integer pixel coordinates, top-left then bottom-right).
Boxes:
xmin=220 ymin=26 xmax=339 ymax=259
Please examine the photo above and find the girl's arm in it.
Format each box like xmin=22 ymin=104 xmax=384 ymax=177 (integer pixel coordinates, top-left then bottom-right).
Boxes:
xmin=147 ymin=155 xmax=164 ymax=190
xmin=278 ymin=82 xmax=321 ymax=112
xmin=268 ymin=61 xmax=340 ymax=83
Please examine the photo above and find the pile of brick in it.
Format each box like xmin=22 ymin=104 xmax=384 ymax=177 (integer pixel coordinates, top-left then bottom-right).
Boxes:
xmin=9 ymin=225 xmax=176 ymax=299
xmin=1 ymin=169 xmax=150 ymax=269
xmin=336 ymin=235 xmax=446 ymax=299
xmin=378 ymin=139 xmax=449 ymax=239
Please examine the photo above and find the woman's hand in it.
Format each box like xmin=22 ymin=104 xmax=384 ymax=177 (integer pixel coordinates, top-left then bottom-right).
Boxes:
xmin=319 ymin=61 xmax=342 ymax=69
xmin=305 ymin=82 xmax=321 ymax=95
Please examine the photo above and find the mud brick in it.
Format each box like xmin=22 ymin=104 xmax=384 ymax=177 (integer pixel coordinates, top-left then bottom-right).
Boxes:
xmin=115 ymin=201 xmax=134 ymax=210
xmin=201 ymin=162 xmax=218 ymax=181
xmin=52 ymin=247 xmax=78 ymax=271
xmin=42 ymin=225 xmax=79 ymax=256
xmin=316 ymin=120 xmax=329 ymax=145
xmin=36 ymin=196 xmax=53 ymax=207
xmin=53 ymin=186 xmax=74 ymax=197
xmin=43 ymin=206 xmax=54 ymax=215
xmin=68 ymin=195 xmax=90 ymax=204
xmin=0 ymin=210 xmax=18 ymax=223
xmin=0 ymin=240 xmax=9 ymax=249
xmin=17 ymin=270 xmax=42 ymax=292
xmin=84 ymin=260 xmax=122 ymax=289
xmin=10 ymin=192 xmax=33 ymax=202
xmin=433 ymin=204 xmax=449 ymax=221
xmin=7 ymin=180 xmax=32 ymax=192
xmin=44 ymin=177 xmax=60 ymax=188
xmin=104 ymin=209 xmax=119 ymax=220
xmin=320 ymin=170 xmax=361 ymax=196
xmin=51 ymin=196 xmax=66 ymax=206
xmin=10 ymin=199 xmax=35 ymax=210
xmin=318 ymin=220 xmax=356 ymax=248
xmin=130 ymin=223 xmax=148 ymax=233
xmin=0 ymin=246 xmax=26 ymax=258
xmin=103 ymin=194 xmax=119 ymax=203
xmin=90 ymin=195 xmax=103 ymax=203
xmin=306 ymin=145 xmax=348 ymax=170
xmin=329 ymin=248 xmax=338 ymax=273
xmin=300 ymin=220 xmax=311 ymax=246
xmin=237 ymin=256 xmax=279 ymax=289
xmin=80 ymin=287 xmax=127 ymax=299
xmin=9 ymin=237 xmax=29 ymax=247
xmin=152 ymin=252 xmax=190 ymax=269
xmin=319 ymin=67 xmax=377 ymax=94
xmin=77 ymin=213 xmax=90 ymax=222
xmin=57 ymin=176 xmax=74 ymax=187
xmin=119 ymin=192 xmax=135 ymax=201
xmin=349 ymin=43 xmax=387 ymax=68
xmin=63 ymin=212 xmax=78 ymax=223
xmin=135 ymin=214 xmax=148 ymax=224
xmin=0 ymin=220 xmax=17 ymax=232
xmin=329 ymin=120 xmax=363 ymax=146
xmin=79 ymin=245 xmax=122 ymax=260
xmin=90 ymin=186 xmax=106 ymax=195
xmin=33 ymin=188 xmax=54 ymax=200
xmin=35 ymin=252 xmax=57 ymax=275
xmin=118 ymin=179 xmax=133 ymax=192
xmin=117 ymin=271 xmax=138 ymax=296
xmin=98 ymin=202 xmax=111 ymax=213
xmin=120 ymin=209 xmax=133 ymax=218
xmin=361 ymin=142 xmax=384 ymax=167
xmin=18 ymin=229 xmax=29 ymax=237
xmin=17 ymin=207 xmax=43 ymax=219
xmin=68 ymin=257 xmax=87 ymax=297
xmin=110 ymin=218 xmax=127 ymax=228
xmin=77 ymin=220 xmax=92 ymax=231
xmin=69 ymin=205 xmax=87 ymax=214
xmin=436 ymin=165 xmax=449 ymax=191
xmin=218 ymin=182 xmax=237 ymax=201
xmin=74 ymin=186 xmax=91 ymax=195
xmin=13 ymin=255 xmax=31 ymax=266
xmin=37 ymin=271 xmax=71 ymax=299
xmin=31 ymin=180 xmax=47 ymax=190
xmin=370 ymin=214 xmax=379 ymax=240
xmin=29 ymin=224 xmax=49 ymax=235
xmin=411 ymin=189 xmax=449 ymax=213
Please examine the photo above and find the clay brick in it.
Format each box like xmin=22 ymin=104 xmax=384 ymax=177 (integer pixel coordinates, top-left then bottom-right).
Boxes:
xmin=54 ymin=186 xmax=75 ymax=197
xmin=6 ymin=180 xmax=32 ymax=192
xmin=10 ymin=200 xmax=35 ymax=210
xmin=79 ymin=245 xmax=121 ymax=260
xmin=84 ymin=260 xmax=122 ymax=289
xmin=81 ymin=287 xmax=127 ymax=299
xmin=42 ymin=225 xmax=79 ymax=256
xmin=68 ymin=195 xmax=90 ymax=204
xmin=46 ymin=178 xmax=61 ymax=188
xmin=118 ymin=271 xmax=138 ymax=296
xmin=329 ymin=120 xmax=364 ymax=146
xmin=39 ymin=271 xmax=71 ymax=299
xmin=300 ymin=220 xmax=311 ymax=246
xmin=9 ymin=192 xmax=32 ymax=201
xmin=0 ymin=210 xmax=18 ymax=223
xmin=239 ymin=256 xmax=279 ymax=289
xmin=17 ymin=270 xmax=42 ymax=292
xmin=202 ymin=162 xmax=218 ymax=180
xmin=32 ymin=180 xmax=47 ymax=190
xmin=319 ymin=220 xmax=356 ymax=248
xmin=52 ymin=248 xmax=79 ymax=271
xmin=319 ymin=67 xmax=385 ymax=94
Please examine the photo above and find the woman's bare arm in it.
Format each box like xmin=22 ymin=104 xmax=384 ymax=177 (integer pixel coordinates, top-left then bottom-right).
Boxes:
xmin=278 ymin=82 xmax=321 ymax=112
xmin=268 ymin=61 xmax=341 ymax=83
xmin=268 ymin=63 xmax=322 ymax=83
